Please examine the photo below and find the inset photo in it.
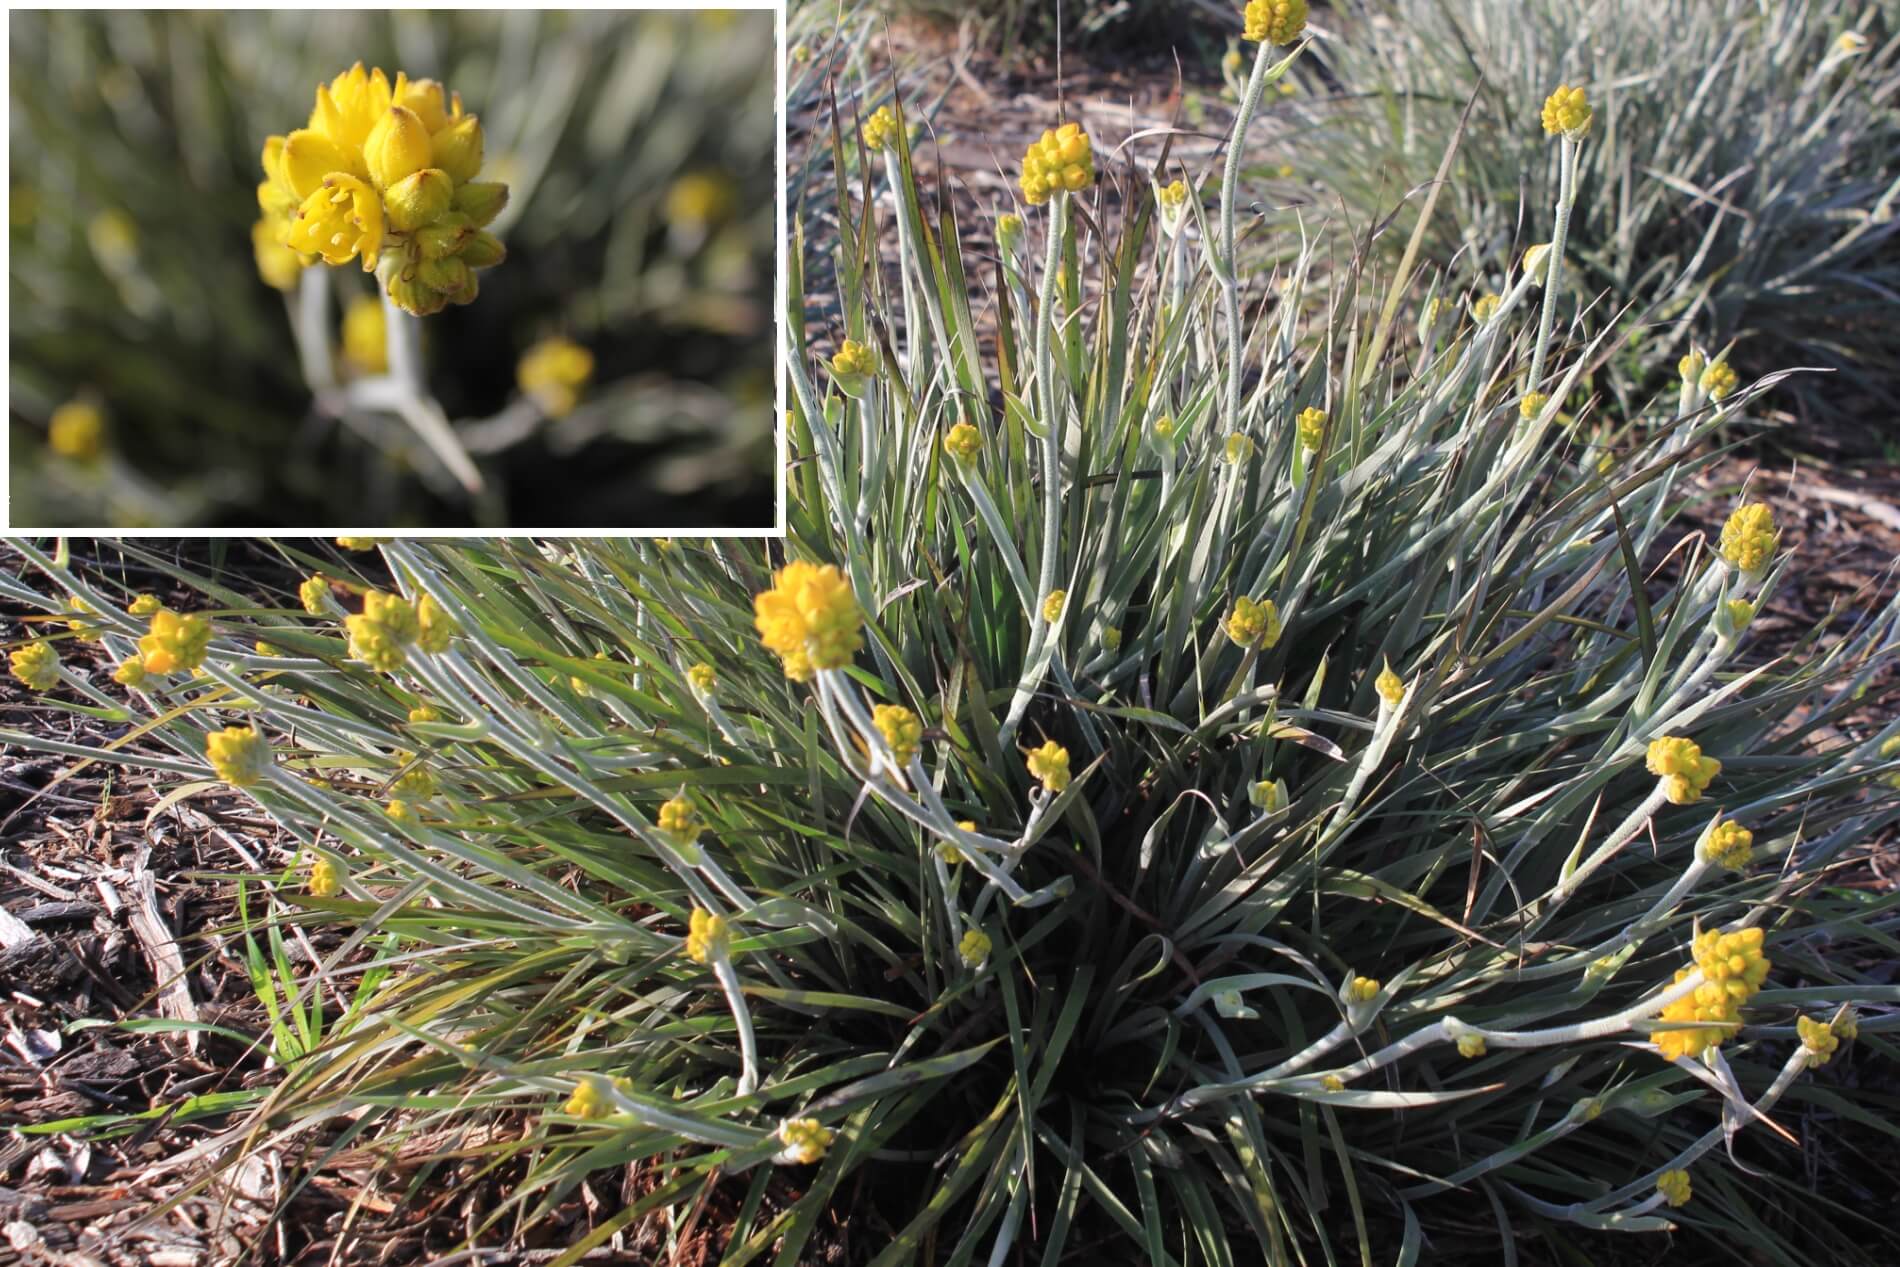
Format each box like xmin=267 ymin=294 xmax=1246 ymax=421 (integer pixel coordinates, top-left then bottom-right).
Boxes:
xmin=9 ymin=8 xmax=778 ymax=529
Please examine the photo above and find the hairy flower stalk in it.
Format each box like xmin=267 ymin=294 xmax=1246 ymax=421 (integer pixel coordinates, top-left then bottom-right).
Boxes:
xmin=1529 ymin=85 xmax=1591 ymax=392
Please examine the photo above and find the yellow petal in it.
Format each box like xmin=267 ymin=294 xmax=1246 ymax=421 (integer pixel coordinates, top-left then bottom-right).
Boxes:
xmin=282 ymin=128 xmax=362 ymax=199
xmin=364 ymin=105 xmax=433 ymax=190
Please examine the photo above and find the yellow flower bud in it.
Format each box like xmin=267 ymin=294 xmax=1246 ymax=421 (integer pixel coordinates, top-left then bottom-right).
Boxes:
xmin=1646 ymin=735 xmax=1721 ymax=804
xmin=519 ymin=336 xmax=595 ymax=418
xmin=1224 ymin=596 xmax=1281 ymax=649
xmin=1224 ymin=432 xmax=1255 ymax=464
xmin=685 ymin=908 xmax=729 ymax=964
xmin=414 ymin=594 xmax=457 ymax=654
xmin=308 ymin=854 xmax=343 ymax=898
xmin=252 ymin=217 xmax=307 ymax=290
xmin=1797 ymin=1014 xmax=1840 ymax=1066
xmin=363 ymin=105 xmax=433 ymax=190
xmin=959 ymin=927 xmax=992 ymax=966
xmin=430 ymin=115 xmax=485 ymax=185
xmin=687 ymin=663 xmax=718 ymax=695
xmin=1243 ymin=0 xmax=1308 ymax=45
xmin=1296 ymin=406 xmax=1327 ymax=452
xmin=1472 ymin=293 xmax=1502 ymax=321
xmin=1019 ymin=122 xmax=1094 ymax=206
xmin=139 ymin=610 xmax=211 ymax=676
xmin=386 ymin=269 xmax=449 ymax=318
xmin=1457 ymin=1033 xmax=1487 ymax=1059
xmin=452 ymin=181 xmax=509 ymax=228
xmin=872 ymin=704 xmax=923 ymax=767
xmin=1345 ymin=976 xmax=1380 ymax=1004
xmin=1678 ymin=348 xmax=1706 ymax=384
xmin=777 ymin=1117 xmax=834 ymax=1164
xmin=944 ymin=421 xmax=982 ymax=463
xmin=860 ymin=104 xmax=900 ymax=151
xmin=10 ymin=642 xmax=60 ymax=692
xmin=1719 ymin=502 xmax=1776 ymax=574
xmin=1702 ymin=817 xmax=1753 ymax=871
xmin=127 ymin=593 xmax=163 ymax=617
xmin=1520 ymin=391 xmax=1549 ymax=420
xmin=1042 ymin=590 xmax=1066 ymax=623
xmin=384 ymin=167 xmax=453 ymax=232
xmin=1026 ymin=740 xmax=1071 ymax=793
xmin=996 ymin=213 xmax=1023 ymax=249
xmin=563 ymin=1075 xmax=616 ymax=1120
xmin=1700 ymin=360 xmax=1739 ymax=402
xmin=753 ymin=561 xmax=862 ymax=680
xmin=1541 ymin=84 xmax=1593 ymax=139
xmin=205 ymin=725 xmax=271 ymax=787
xmin=459 ymin=230 xmax=506 ymax=271
xmin=1375 ymin=661 xmax=1405 ymax=708
xmin=1656 ymin=1169 xmax=1691 ymax=1208
xmin=830 ymin=338 xmax=877 ymax=380
xmin=49 ymin=400 xmax=106 ymax=463
xmin=113 ymin=657 xmax=148 ymax=687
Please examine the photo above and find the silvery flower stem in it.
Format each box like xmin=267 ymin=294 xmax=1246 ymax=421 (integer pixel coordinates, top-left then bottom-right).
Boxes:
xmin=294 ymin=266 xmax=336 ymax=391
xmin=1528 ymin=137 xmax=1578 ymax=392
xmin=712 ymin=955 xmax=761 ymax=1096
xmin=1220 ymin=38 xmax=1275 ymax=439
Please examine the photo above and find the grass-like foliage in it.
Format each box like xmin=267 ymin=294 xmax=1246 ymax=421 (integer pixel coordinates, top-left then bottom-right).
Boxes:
xmin=7 ymin=18 xmax=1900 ymax=1267
xmin=1294 ymin=0 xmax=1900 ymax=428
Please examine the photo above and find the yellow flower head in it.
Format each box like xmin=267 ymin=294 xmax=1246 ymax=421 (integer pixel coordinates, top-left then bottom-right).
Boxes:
xmin=959 ymin=927 xmax=992 ymax=966
xmin=778 ymin=1117 xmax=833 ymax=1164
xmin=127 ymin=593 xmax=163 ymax=617
xmin=943 ymin=421 xmax=983 ymax=464
xmin=1153 ymin=415 xmax=1177 ymax=445
xmin=830 ymin=338 xmax=878 ymax=380
xmin=1656 ymin=1169 xmax=1691 ymax=1208
xmin=1243 ymin=0 xmax=1309 ymax=45
xmin=1026 ymin=740 xmax=1071 ymax=793
xmin=872 ymin=703 xmax=923 ymax=767
xmin=297 ymin=575 xmax=331 ymax=617
xmin=861 ymin=104 xmax=901 ymax=151
xmin=1101 ymin=626 xmax=1122 ymax=651
xmin=563 ymin=1075 xmax=617 ymax=1121
xmin=414 ymin=593 xmax=457 ymax=654
xmin=1719 ymin=502 xmax=1776 ymax=574
xmin=657 ymin=793 xmax=702 ymax=844
xmin=1296 ymin=406 xmax=1327 ymax=453
xmin=1042 ymin=589 xmax=1066 ymax=623
xmin=1320 ymin=1074 xmax=1346 ymax=1092
xmin=1224 ymin=596 xmax=1282 ymax=650
xmin=10 ymin=641 xmax=60 ymax=692
xmin=1375 ymin=661 xmax=1405 ymax=708
xmin=1653 ymin=927 xmax=1768 ymax=1063
xmin=1158 ymin=178 xmax=1189 ymax=211
xmin=1702 ymin=817 xmax=1753 ymax=871
xmin=345 ymin=612 xmax=407 ymax=673
xmin=386 ymin=798 xmax=412 ymax=821
xmin=753 ymin=561 xmax=863 ymax=681
xmin=286 ymin=173 xmax=384 ymax=271
xmin=685 ymin=907 xmax=730 ymax=964
xmin=408 ymin=704 xmax=441 ymax=724
xmin=518 ymin=336 xmax=594 ymax=418
xmin=1249 ymin=778 xmax=1287 ymax=813
xmin=1472 ymin=292 xmax=1502 ymax=321
xmin=1345 ymin=975 xmax=1381 ymax=1004
xmin=1700 ymin=360 xmax=1739 ymax=402
xmin=1019 ymin=122 xmax=1094 ymax=206
xmin=49 ymin=400 xmax=106 ymax=463
xmin=1541 ymin=84 xmax=1593 ymax=139
xmin=1645 ymin=736 xmax=1721 ymax=804
xmin=336 ymin=536 xmax=387 ymax=551
xmin=342 ymin=294 xmax=389 ymax=375
xmin=1457 ymin=1033 xmax=1487 ymax=1059
xmin=308 ymin=854 xmax=343 ymax=898
xmin=687 ymin=662 xmax=718 ymax=696
xmin=1223 ymin=49 xmax=1244 ymax=75
xmin=1224 ymin=432 xmax=1255 ymax=464
xmin=1797 ymin=1014 xmax=1840 ymax=1066
xmin=206 ymin=726 xmax=271 ymax=787
xmin=1679 ymin=348 xmax=1706 ymax=384
xmin=997 ymin=213 xmax=1023 ymax=249
xmin=1519 ymin=391 xmax=1550 ymax=421
xmin=1721 ymin=598 xmax=1755 ymax=635
xmin=113 ymin=656 xmax=148 ymax=687
xmin=364 ymin=590 xmax=420 ymax=642
xmin=139 ymin=609 xmax=211 ymax=676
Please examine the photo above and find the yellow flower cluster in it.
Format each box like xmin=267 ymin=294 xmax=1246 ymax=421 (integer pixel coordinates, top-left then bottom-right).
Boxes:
xmin=1225 ymin=433 xmax=1255 ymax=464
xmin=860 ymin=104 xmax=900 ymax=151
xmin=686 ymin=908 xmax=730 ymax=964
xmin=1375 ymin=662 xmax=1405 ymax=708
xmin=344 ymin=590 xmax=456 ymax=673
xmin=1700 ymin=360 xmax=1739 ymax=402
xmin=753 ymin=561 xmax=863 ymax=681
xmin=1224 ymin=596 xmax=1282 ymax=650
xmin=139 ymin=609 xmax=212 ymax=676
xmin=1026 ymin=740 xmax=1071 ymax=793
xmin=259 ymin=63 xmax=508 ymax=314
xmin=1019 ymin=122 xmax=1094 ymax=206
xmin=1646 ymin=736 xmax=1721 ymax=805
xmin=1296 ymin=407 xmax=1326 ymax=452
xmin=1153 ymin=416 xmax=1176 ymax=445
xmin=778 ymin=1117 xmax=834 ymax=1164
xmin=1519 ymin=391 xmax=1549 ymax=421
xmin=206 ymin=726 xmax=271 ymax=787
xmin=1720 ymin=502 xmax=1776 ymax=574
xmin=113 ymin=657 xmax=148 ymax=687
xmin=958 ymin=927 xmax=992 ymax=966
xmin=127 ymin=593 xmax=163 ymax=617
xmin=1242 ymin=0 xmax=1308 ymax=45
xmin=1041 ymin=590 xmax=1066 ymax=623
xmin=658 ymin=794 xmax=702 ymax=845
xmin=1345 ymin=976 xmax=1381 ymax=1004
xmin=298 ymin=575 xmax=331 ymax=615
xmin=1456 ymin=1033 xmax=1487 ymax=1059
xmin=49 ymin=400 xmax=106 ymax=463
xmin=10 ymin=642 xmax=60 ymax=692
xmin=308 ymin=854 xmax=343 ymax=897
xmin=563 ymin=1075 xmax=629 ymax=1120
xmin=873 ymin=704 xmax=923 ymax=767
xmin=1679 ymin=349 xmax=1706 ymax=384
xmin=1656 ymin=1169 xmax=1692 ymax=1208
xmin=1702 ymin=817 xmax=1753 ymax=871
xmin=1541 ymin=84 xmax=1593 ymax=139
xmin=944 ymin=421 xmax=983 ymax=463
xmin=518 ymin=336 xmax=594 ymax=418
xmin=830 ymin=338 xmax=877 ymax=380
xmin=997 ymin=213 xmax=1023 ymax=250
xmin=1158 ymin=178 xmax=1188 ymax=211
xmin=1797 ymin=1014 xmax=1840 ymax=1066
xmin=1472 ymin=293 xmax=1502 ymax=321
xmin=687 ymin=662 xmax=718 ymax=695
xmin=1654 ymin=927 xmax=1769 ymax=1062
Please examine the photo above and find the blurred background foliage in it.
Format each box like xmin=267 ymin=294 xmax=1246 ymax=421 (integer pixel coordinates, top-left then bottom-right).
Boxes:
xmin=9 ymin=9 xmax=777 ymax=528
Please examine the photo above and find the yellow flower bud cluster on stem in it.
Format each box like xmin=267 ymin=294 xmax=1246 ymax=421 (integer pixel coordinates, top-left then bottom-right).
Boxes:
xmin=1656 ymin=1169 xmax=1692 ymax=1208
xmin=10 ymin=642 xmax=60 ymax=692
xmin=685 ymin=908 xmax=729 ymax=964
xmin=959 ymin=927 xmax=992 ymax=966
xmin=139 ymin=609 xmax=211 ymax=676
xmin=944 ymin=422 xmax=983 ymax=464
xmin=1345 ymin=976 xmax=1380 ymax=1004
xmin=658 ymin=794 xmax=702 ymax=846
xmin=1019 ymin=122 xmax=1094 ymax=206
xmin=299 ymin=575 xmax=332 ymax=615
xmin=687 ymin=662 xmax=718 ymax=696
xmin=1796 ymin=1014 xmax=1839 ymax=1066
xmin=1700 ymin=360 xmax=1739 ymax=402
xmin=753 ymin=561 xmax=863 ymax=681
xmin=344 ymin=590 xmax=456 ymax=673
xmin=1243 ymin=0 xmax=1308 ymax=45
xmin=830 ymin=338 xmax=877 ymax=381
xmin=1224 ymin=596 xmax=1282 ymax=650
xmin=1296 ymin=407 xmax=1327 ymax=453
xmin=1375 ymin=662 xmax=1405 ymax=708
xmin=873 ymin=704 xmax=923 ymax=767
xmin=1519 ymin=391 xmax=1549 ymax=421
xmin=1702 ymin=817 xmax=1753 ymax=871
xmin=308 ymin=854 xmax=344 ymax=897
xmin=1026 ymin=740 xmax=1071 ymax=793
xmin=206 ymin=725 xmax=271 ymax=787
xmin=518 ymin=336 xmax=595 ymax=418
xmin=778 ymin=1117 xmax=834 ymax=1164
xmin=1646 ymin=736 xmax=1721 ymax=804
xmin=258 ymin=63 xmax=508 ymax=314
xmin=1653 ymin=926 xmax=1768 ymax=1062
xmin=1541 ymin=84 xmax=1593 ymax=139
xmin=1719 ymin=502 xmax=1776 ymax=574
xmin=1041 ymin=590 xmax=1066 ymax=623
xmin=860 ymin=104 xmax=900 ymax=151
